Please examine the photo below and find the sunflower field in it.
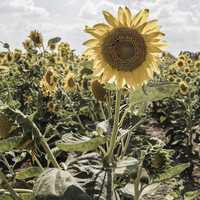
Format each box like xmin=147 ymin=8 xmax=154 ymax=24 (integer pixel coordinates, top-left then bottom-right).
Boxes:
xmin=0 ymin=6 xmax=200 ymax=200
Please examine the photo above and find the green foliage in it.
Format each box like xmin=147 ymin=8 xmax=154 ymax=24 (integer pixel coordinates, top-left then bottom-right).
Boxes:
xmin=129 ymin=82 xmax=178 ymax=105
xmin=57 ymin=136 xmax=107 ymax=152
xmin=0 ymin=136 xmax=23 ymax=153
xmin=154 ymin=163 xmax=190 ymax=182
xmin=16 ymin=167 xmax=43 ymax=180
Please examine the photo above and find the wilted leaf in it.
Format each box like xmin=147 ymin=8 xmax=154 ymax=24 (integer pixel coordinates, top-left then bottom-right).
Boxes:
xmin=154 ymin=163 xmax=190 ymax=182
xmin=115 ymin=157 xmax=138 ymax=176
xmin=129 ymin=83 xmax=178 ymax=105
xmin=57 ymin=136 xmax=107 ymax=152
xmin=47 ymin=37 xmax=61 ymax=46
xmin=184 ymin=190 xmax=200 ymax=200
xmin=140 ymin=183 xmax=160 ymax=198
xmin=16 ymin=167 xmax=43 ymax=180
xmin=0 ymin=136 xmax=23 ymax=153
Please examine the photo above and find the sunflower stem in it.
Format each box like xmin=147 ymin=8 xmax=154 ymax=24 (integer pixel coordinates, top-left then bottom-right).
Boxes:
xmin=106 ymin=89 xmax=121 ymax=161
xmin=99 ymin=102 xmax=106 ymax=120
xmin=105 ymin=89 xmax=121 ymax=200
xmin=64 ymin=92 xmax=85 ymax=130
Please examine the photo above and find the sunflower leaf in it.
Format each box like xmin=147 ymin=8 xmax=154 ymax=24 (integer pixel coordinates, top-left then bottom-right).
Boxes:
xmin=47 ymin=37 xmax=61 ymax=46
xmin=57 ymin=136 xmax=107 ymax=152
xmin=184 ymin=190 xmax=200 ymax=200
xmin=129 ymin=82 xmax=178 ymax=105
xmin=153 ymin=163 xmax=190 ymax=183
xmin=0 ymin=136 xmax=23 ymax=153
xmin=16 ymin=167 xmax=44 ymax=180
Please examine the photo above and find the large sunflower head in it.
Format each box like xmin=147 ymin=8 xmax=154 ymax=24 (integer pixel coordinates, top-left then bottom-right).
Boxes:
xmin=83 ymin=6 xmax=166 ymax=88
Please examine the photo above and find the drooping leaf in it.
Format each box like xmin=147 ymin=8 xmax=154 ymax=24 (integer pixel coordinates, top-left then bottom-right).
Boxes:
xmin=129 ymin=83 xmax=178 ymax=105
xmin=154 ymin=163 xmax=190 ymax=182
xmin=140 ymin=183 xmax=160 ymax=198
xmin=0 ymin=136 xmax=23 ymax=153
xmin=184 ymin=190 xmax=200 ymax=200
xmin=47 ymin=37 xmax=61 ymax=46
xmin=57 ymin=136 xmax=107 ymax=152
xmin=115 ymin=157 xmax=138 ymax=176
xmin=16 ymin=167 xmax=43 ymax=180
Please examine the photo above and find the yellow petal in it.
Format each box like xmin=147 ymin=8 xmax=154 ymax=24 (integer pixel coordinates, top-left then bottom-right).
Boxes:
xmin=116 ymin=74 xmax=125 ymax=88
xmin=84 ymin=48 xmax=99 ymax=58
xmin=124 ymin=6 xmax=132 ymax=26
xmin=143 ymin=32 xmax=165 ymax=42
xmin=137 ymin=20 xmax=159 ymax=34
xmin=131 ymin=9 xmax=149 ymax=27
xmin=83 ymin=39 xmax=99 ymax=47
xmin=85 ymin=27 xmax=103 ymax=38
xmin=93 ymin=23 xmax=111 ymax=33
xmin=117 ymin=6 xmax=126 ymax=25
xmin=102 ymin=10 xmax=118 ymax=27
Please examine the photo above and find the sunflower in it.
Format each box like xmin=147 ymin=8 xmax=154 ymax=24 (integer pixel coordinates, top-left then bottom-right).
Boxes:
xmin=167 ymin=75 xmax=175 ymax=82
xmin=40 ymin=67 xmax=57 ymax=96
xmin=184 ymin=66 xmax=190 ymax=73
xmin=83 ymin=6 xmax=166 ymax=88
xmin=175 ymin=59 xmax=185 ymax=68
xmin=63 ymin=72 xmax=76 ymax=91
xmin=179 ymin=81 xmax=189 ymax=96
xmin=186 ymin=58 xmax=193 ymax=66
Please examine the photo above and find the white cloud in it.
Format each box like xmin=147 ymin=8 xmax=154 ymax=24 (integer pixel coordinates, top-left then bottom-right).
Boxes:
xmin=0 ymin=0 xmax=199 ymax=56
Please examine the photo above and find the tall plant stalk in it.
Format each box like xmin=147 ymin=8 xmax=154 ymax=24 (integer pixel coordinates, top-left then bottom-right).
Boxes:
xmin=105 ymin=89 xmax=121 ymax=200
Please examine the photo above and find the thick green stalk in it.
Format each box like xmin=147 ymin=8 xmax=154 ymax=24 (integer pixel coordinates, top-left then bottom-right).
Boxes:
xmin=106 ymin=89 xmax=121 ymax=161
xmin=105 ymin=89 xmax=121 ymax=200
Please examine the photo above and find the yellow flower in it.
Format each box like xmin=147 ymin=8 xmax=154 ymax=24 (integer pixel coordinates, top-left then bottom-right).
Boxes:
xmin=179 ymin=81 xmax=189 ymax=96
xmin=175 ymin=59 xmax=185 ymax=68
xmin=186 ymin=58 xmax=193 ymax=66
xmin=167 ymin=75 xmax=175 ymax=82
xmin=63 ymin=72 xmax=76 ymax=91
xmin=168 ymin=65 xmax=177 ymax=75
xmin=83 ymin=6 xmax=166 ymax=88
xmin=184 ymin=66 xmax=190 ymax=73
xmin=40 ymin=67 xmax=57 ymax=96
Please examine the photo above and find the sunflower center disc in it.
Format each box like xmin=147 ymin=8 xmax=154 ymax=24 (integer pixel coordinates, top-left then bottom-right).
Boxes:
xmin=101 ymin=27 xmax=147 ymax=71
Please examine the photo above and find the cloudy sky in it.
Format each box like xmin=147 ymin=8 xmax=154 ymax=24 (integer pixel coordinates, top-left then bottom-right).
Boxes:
xmin=0 ymin=0 xmax=199 ymax=56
